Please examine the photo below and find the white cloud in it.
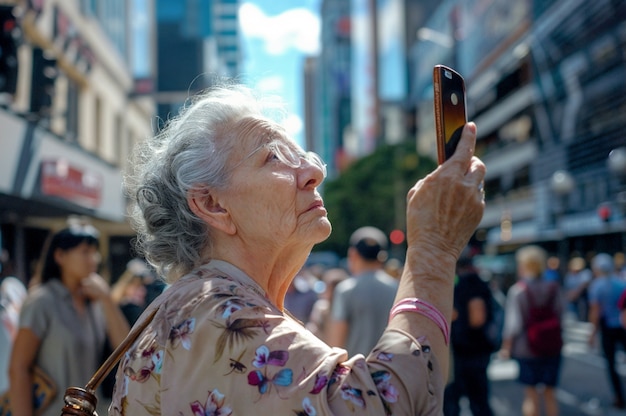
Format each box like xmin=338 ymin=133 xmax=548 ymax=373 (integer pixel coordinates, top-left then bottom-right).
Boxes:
xmin=239 ymin=3 xmax=320 ymax=55
xmin=283 ymin=113 xmax=303 ymax=138
xmin=250 ymin=76 xmax=302 ymax=142
xmin=255 ymin=75 xmax=285 ymax=93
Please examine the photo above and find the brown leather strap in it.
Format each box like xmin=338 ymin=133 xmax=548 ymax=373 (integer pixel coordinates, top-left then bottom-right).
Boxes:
xmin=85 ymin=306 xmax=159 ymax=392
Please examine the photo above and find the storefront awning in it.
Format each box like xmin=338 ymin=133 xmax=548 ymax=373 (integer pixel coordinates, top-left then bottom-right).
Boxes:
xmin=0 ymin=110 xmax=125 ymax=222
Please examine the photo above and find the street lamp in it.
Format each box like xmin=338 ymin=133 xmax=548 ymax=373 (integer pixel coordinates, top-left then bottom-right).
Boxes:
xmin=608 ymin=147 xmax=626 ymax=177
xmin=550 ymin=170 xmax=575 ymax=270
xmin=550 ymin=170 xmax=575 ymax=197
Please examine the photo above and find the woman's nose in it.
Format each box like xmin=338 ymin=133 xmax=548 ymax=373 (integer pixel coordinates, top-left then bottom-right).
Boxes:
xmin=298 ymin=156 xmax=326 ymax=189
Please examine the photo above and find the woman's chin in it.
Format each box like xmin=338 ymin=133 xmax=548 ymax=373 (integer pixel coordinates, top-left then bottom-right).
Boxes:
xmin=297 ymin=218 xmax=332 ymax=246
xmin=314 ymin=219 xmax=332 ymax=242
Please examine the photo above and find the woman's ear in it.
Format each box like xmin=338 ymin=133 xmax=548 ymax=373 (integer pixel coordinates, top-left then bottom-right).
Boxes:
xmin=53 ymin=247 xmax=64 ymax=266
xmin=187 ymin=188 xmax=236 ymax=235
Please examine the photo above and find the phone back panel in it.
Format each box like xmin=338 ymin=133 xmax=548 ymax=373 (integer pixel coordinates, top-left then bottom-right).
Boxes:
xmin=433 ymin=65 xmax=467 ymax=164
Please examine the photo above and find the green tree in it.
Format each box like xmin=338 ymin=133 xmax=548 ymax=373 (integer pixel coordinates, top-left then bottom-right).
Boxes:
xmin=314 ymin=140 xmax=437 ymax=258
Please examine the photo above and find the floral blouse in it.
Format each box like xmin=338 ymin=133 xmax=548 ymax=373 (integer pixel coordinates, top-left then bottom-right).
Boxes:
xmin=109 ymin=260 xmax=443 ymax=415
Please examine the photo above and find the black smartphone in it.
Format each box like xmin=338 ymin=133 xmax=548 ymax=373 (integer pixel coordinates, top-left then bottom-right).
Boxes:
xmin=433 ymin=65 xmax=467 ymax=164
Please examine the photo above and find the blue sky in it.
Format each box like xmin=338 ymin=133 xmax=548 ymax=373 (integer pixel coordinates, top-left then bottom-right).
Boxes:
xmin=239 ymin=0 xmax=406 ymax=149
xmin=130 ymin=1 xmax=406 ymax=148
xmin=239 ymin=1 xmax=322 ymax=146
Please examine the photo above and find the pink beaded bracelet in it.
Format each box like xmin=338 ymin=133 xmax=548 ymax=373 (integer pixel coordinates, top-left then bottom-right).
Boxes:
xmin=389 ymin=298 xmax=450 ymax=345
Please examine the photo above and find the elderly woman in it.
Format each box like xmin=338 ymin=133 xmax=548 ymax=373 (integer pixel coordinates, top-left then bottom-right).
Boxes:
xmin=110 ymin=83 xmax=485 ymax=415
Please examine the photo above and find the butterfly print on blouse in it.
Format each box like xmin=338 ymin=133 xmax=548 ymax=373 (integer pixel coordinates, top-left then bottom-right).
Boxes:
xmin=309 ymin=372 xmax=329 ymax=394
xmin=340 ymin=384 xmax=366 ymax=409
xmin=292 ymin=397 xmax=317 ymax=416
xmin=247 ymin=345 xmax=293 ymax=399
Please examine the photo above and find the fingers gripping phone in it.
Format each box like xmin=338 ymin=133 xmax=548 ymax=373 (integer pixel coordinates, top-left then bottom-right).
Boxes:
xmin=433 ymin=65 xmax=467 ymax=164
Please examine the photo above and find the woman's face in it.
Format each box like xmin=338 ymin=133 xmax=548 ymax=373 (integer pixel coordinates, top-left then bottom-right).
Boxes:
xmin=55 ymin=241 xmax=100 ymax=282
xmin=220 ymin=119 xmax=331 ymax=251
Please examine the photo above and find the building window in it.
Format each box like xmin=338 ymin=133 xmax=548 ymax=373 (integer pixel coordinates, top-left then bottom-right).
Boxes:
xmin=94 ymin=96 xmax=102 ymax=151
xmin=115 ymin=113 xmax=123 ymax=164
xmin=214 ymin=3 xmax=239 ymax=15
xmin=66 ymin=80 xmax=79 ymax=142
xmin=90 ymin=0 xmax=127 ymax=57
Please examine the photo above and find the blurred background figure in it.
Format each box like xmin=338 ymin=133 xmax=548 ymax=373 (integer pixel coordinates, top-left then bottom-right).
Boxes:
xmin=327 ymin=226 xmax=398 ymax=356
xmin=587 ymin=253 xmax=626 ymax=410
xmin=8 ymin=224 xmax=130 ymax=416
xmin=111 ymin=266 xmax=148 ymax=326
xmin=306 ymin=267 xmax=348 ymax=342
xmin=563 ymin=256 xmax=592 ymax=321
xmin=619 ymin=286 xmax=626 ymax=329
xmin=500 ymin=245 xmax=563 ymax=416
xmin=110 ymin=258 xmax=168 ymax=325
xmin=125 ymin=258 xmax=166 ymax=307
xmin=0 ymin=249 xmax=27 ymax=395
xmin=543 ymin=256 xmax=561 ymax=284
xmin=444 ymin=247 xmax=497 ymax=416
xmin=284 ymin=268 xmax=318 ymax=324
xmin=614 ymin=252 xmax=626 ymax=280
xmin=384 ymin=258 xmax=403 ymax=279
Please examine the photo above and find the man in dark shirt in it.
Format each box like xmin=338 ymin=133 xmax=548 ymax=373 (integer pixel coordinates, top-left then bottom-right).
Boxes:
xmin=444 ymin=249 xmax=498 ymax=416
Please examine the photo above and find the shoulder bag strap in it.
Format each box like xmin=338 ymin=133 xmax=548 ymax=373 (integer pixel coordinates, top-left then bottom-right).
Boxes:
xmin=61 ymin=306 xmax=160 ymax=415
xmin=85 ymin=306 xmax=159 ymax=392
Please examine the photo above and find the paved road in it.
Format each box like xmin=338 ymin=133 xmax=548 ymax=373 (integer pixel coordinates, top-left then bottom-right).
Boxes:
xmin=461 ymin=316 xmax=626 ymax=415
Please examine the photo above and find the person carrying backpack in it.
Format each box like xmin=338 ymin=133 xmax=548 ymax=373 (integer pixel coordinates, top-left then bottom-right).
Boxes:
xmin=499 ymin=245 xmax=564 ymax=416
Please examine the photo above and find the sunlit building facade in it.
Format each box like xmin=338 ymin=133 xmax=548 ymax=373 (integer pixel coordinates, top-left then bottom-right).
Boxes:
xmin=0 ymin=0 xmax=156 ymax=282
xmin=410 ymin=0 xmax=626 ymax=268
xmin=310 ymin=0 xmax=352 ymax=179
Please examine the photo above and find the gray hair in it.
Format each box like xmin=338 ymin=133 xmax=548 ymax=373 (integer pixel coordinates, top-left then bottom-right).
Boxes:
xmin=124 ymin=82 xmax=286 ymax=282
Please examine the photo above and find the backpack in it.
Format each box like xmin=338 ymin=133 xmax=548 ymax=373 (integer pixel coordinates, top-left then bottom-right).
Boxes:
xmin=524 ymin=282 xmax=563 ymax=357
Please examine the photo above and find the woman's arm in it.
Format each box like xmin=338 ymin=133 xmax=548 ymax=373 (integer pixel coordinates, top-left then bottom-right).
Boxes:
xmin=498 ymin=285 xmax=522 ymax=359
xmin=100 ymin=295 xmax=132 ymax=347
xmin=81 ymin=273 xmax=130 ymax=348
xmin=468 ymin=297 xmax=488 ymax=328
xmin=388 ymin=122 xmax=486 ymax=379
xmin=588 ymin=302 xmax=600 ymax=345
xmin=8 ymin=327 xmax=41 ymax=416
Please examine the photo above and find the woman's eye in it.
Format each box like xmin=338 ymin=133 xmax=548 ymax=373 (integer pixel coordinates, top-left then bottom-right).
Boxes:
xmin=267 ymin=149 xmax=280 ymax=162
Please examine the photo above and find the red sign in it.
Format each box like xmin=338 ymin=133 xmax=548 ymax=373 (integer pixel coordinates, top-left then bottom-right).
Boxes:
xmin=40 ymin=159 xmax=102 ymax=209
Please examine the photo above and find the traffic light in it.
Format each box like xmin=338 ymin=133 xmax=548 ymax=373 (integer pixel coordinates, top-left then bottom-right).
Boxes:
xmin=30 ymin=47 xmax=57 ymax=115
xmin=389 ymin=229 xmax=405 ymax=245
xmin=598 ymin=203 xmax=611 ymax=223
xmin=0 ymin=6 xmax=18 ymax=94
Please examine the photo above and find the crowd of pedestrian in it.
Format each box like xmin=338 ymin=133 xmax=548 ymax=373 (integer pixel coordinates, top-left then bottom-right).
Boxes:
xmin=1 ymin=213 xmax=626 ymax=416
xmin=0 ymin=220 xmax=167 ymax=416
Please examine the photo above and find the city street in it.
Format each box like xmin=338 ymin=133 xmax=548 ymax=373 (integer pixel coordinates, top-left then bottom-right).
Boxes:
xmin=477 ymin=317 xmax=626 ymax=416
